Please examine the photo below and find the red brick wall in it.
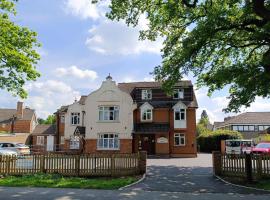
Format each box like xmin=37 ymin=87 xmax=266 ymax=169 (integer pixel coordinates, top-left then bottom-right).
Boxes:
xmin=65 ymin=139 xmax=132 ymax=153
xmin=170 ymin=108 xmax=197 ymax=157
xmin=13 ymin=120 xmax=31 ymax=133
xmin=0 ymin=123 xmax=11 ymax=132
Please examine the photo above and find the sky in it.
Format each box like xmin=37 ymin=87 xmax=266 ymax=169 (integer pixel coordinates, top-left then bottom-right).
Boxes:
xmin=0 ymin=0 xmax=269 ymax=123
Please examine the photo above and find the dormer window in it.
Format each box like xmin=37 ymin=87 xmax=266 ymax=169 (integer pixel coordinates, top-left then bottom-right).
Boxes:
xmin=71 ymin=113 xmax=80 ymax=125
xmin=140 ymin=102 xmax=153 ymax=122
xmin=142 ymin=89 xmax=152 ymax=100
xmin=141 ymin=109 xmax=153 ymax=121
xmin=173 ymin=89 xmax=184 ymax=99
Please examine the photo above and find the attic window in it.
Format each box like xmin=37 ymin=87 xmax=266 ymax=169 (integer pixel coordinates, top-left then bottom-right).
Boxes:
xmin=173 ymin=89 xmax=184 ymax=99
xmin=142 ymin=89 xmax=152 ymax=100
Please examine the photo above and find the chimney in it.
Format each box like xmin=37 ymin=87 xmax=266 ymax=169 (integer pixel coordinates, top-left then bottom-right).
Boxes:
xmin=17 ymin=101 xmax=24 ymax=119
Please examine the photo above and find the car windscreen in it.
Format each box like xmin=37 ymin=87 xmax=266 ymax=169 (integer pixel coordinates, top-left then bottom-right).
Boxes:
xmin=256 ymin=143 xmax=270 ymax=148
xmin=241 ymin=141 xmax=252 ymax=147
xmin=226 ymin=141 xmax=241 ymax=147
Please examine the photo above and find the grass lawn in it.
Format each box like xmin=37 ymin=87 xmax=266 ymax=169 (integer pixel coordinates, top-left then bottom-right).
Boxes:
xmin=0 ymin=174 xmax=139 ymax=189
xmin=252 ymin=180 xmax=270 ymax=190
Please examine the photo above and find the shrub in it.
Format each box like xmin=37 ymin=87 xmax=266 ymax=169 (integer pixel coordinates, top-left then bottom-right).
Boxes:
xmin=197 ymin=129 xmax=242 ymax=153
xmin=253 ymin=134 xmax=270 ymax=144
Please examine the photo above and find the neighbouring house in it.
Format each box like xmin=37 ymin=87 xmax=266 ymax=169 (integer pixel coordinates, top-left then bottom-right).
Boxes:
xmin=31 ymin=124 xmax=56 ymax=153
xmin=0 ymin=102 xmax=38 ymax=144
xmin=118 ymin=81 xmax=198 ymax=157
xmin=55 ymin=76 xmax=198 ymax=157
xmin=213 ymin=112 xmax=270 ymax=139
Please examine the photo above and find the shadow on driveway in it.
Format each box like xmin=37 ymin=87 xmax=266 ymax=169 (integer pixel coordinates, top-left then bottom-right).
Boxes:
xmin=128 ymin=165 xmax=270 ymax=195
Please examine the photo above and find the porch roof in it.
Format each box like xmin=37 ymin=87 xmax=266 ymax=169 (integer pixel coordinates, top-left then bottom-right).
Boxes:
xmin=133 ymin=123 xmax=170 ymax=134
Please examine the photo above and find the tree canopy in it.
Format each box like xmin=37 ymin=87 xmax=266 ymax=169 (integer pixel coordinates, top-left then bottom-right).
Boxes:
xmin=0 ymin=0 xmax=40 ymax=98
xmin=96 ymin=0 xmax=270 ymax=112
xmin=38 ymin=115 xmax=56 ymax=125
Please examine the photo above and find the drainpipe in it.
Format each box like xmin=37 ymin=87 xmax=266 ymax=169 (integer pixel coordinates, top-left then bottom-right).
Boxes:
xmin=82 ymin=111 xmax=85 ymax=127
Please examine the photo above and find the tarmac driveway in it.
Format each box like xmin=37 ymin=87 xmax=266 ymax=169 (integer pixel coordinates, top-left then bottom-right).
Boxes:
xmin=127 ymin=154 xmax=270 ymax=195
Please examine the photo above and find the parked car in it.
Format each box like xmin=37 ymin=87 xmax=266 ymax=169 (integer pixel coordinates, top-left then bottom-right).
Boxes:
xmin=225 ymin=139 xmax=254 ymax=154
xmin=251 ymin=142 xmax=270 ymax=154
xmin=0 ymin=142 xmax=30 ymax=155
xmin=0 ymin=148 xmax=18 ymax=156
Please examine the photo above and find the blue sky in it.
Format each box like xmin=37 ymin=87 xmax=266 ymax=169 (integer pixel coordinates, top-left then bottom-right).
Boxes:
xmin=0 ymin=0 xmax=269 ymax=122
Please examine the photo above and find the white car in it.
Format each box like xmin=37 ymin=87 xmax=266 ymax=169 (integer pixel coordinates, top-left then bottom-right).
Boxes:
xmin=0 ymin=142 xmax=30 ymax=155
xmin=0 ymin=148 xmax=18 ymax=156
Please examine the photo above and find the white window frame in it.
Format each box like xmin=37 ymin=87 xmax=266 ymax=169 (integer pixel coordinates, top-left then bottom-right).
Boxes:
xmin=71 ymin=112 xmax=80 ymax=125
xmin=174 ymin=108 xmax=186 ymax=121
xmin=70 ymin=136 xmax=80 ymax=149
xmin=173 ymin=89 xmax=184 ymax=99
xmin=142 ymin=89 xmax=152 ymax=100
xmin=37 ymin=136 xmax=44 ymax=145
xmin=141 ymin=108 xmax=153 ymax=121
xmin=98 ymin=106 xmax=119 ymax=121
xmin=174 ymin=133 xmax=185 ymax=146
xmin=97 ymin=133 xmax=120 ymax=150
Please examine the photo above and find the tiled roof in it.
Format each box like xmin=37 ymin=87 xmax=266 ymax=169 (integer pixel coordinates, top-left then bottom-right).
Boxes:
xmin=78 ymin=96 xmax=87 ymax=105
xmin=215 ymin=112 xmax=270 ymax=128
xmin=0 ymin=108 xmax=35 ymax=123
xmin=32 ymin=124 xmax=56 ymax=135
xmin=118 ymin=81 xmax=192 ymax=94
xmin=118 ymin=81 xmax=198 ymax=108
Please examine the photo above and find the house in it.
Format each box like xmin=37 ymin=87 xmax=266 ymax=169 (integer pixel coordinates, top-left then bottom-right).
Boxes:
xmin=118 ymin=81 xmax=198 ymax=157
xmin=55 ymin=76 xmax=198 ymax=157
xmin=31 ymin=124 xmax=56 ymax=153
xmin=0 ymin=102 xmax=37 ymax=144
xmin=213 ymin=112 xmax=270 ymax=139
xmin=61 ymin=75 xmax=136 ymax=153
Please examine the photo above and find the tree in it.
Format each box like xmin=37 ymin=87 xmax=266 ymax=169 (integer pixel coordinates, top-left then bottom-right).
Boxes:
xmin=201 ymin=110 xmax=209 ymax=120
xmin=38 ymin=115 xmax=56 ymax=125
xmin=0 ymin=0 xmax=40 ymax=98
xmin=95 ymin=0 xmax=270 ymax=112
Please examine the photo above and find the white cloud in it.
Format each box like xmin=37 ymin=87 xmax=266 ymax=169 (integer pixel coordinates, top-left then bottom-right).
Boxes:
xmin=23 ymin=80 xmax=81 ymax=119
xmin=64 ymin=0 xmax=101 ymax=20
xmin=85 ymin=18 xmax=163 ymax=55
xmin=55 ymin=65 xmax=98 ymax=80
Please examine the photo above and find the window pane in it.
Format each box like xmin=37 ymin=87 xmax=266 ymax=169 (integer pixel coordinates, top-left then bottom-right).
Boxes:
xmin=238 ymin=126 xmax=243 ymax=131
xmin=232 ymin=126 xmax=238 ymax=131
xmin=175 ymin=137 xmax=179 ymax=145
xmin=249 ymin=126 xmax=254 ymax=131
xmin=175 ymin=112 xmax=180 ymax=120
xmin=259 ymin=126 xmax=264 ymax=131
xmin=115 ymin=110 xmax=119 ymax=120
xmin=180 ymin=112 xmax=185 ymax=120
xmin=244 ymin=126 xmax=249 ymax=131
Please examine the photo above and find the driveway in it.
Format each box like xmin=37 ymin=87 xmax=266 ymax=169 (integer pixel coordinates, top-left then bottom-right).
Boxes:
xmin=127 ymin=154 xmax=270 ymax=195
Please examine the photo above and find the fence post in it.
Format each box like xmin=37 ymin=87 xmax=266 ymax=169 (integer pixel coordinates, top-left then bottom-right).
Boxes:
xmin=40 ymin=154 xmax=46 ymax=173
xmin=111 ymin=154 xmax=115 ymax=177
xmin=212 ymin=151 xmax=222 ymax=176
xmin=75 ymin=154 xmax=80 ymax=176
xmin=138 ymin=151 xmax=147 ymax=175
xmin=256 ymin=155 xmax=262 ymax=180
xmin=245 ymin=153 xmax=253 ymax=182
xmin=5 ymin=156 xmax=11 ymax=175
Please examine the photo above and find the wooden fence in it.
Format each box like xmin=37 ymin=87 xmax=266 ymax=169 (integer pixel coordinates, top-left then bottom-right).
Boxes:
xmin=0 ymin=152 xmax=147 ymax=177
xmin=213 ymin=151 xmax=270 ymax=181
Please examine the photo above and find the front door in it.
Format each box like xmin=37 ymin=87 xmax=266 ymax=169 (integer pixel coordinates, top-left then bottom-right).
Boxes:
xmin=141 ymin=135 xmax=155 ymax=155
xmin=47 ymin=135 xmax=54 ymax=151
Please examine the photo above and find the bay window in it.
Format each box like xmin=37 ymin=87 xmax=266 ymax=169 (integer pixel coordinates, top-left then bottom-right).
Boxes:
xmin=97 ymin=134 xmax=119 ymax=150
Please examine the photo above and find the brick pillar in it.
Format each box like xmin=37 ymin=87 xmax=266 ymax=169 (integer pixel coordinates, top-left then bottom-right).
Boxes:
xmin=138 ymin=151 xmax=147 ymax=175
xmin=212 ymin=151 xmax=222 ymax=176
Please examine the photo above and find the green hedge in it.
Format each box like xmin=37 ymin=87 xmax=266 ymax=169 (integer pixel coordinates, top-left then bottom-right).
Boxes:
xmin=197 ymin=129 xmax=242 ymax=153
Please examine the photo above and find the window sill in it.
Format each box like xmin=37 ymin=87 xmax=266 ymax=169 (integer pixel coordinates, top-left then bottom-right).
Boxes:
xmin=97 ymin=121 xmax=120 ymax=123
xmin=97 ymin=148 xmax=120 ymax=151
xmin=174 ymin=145 xmax=186 ymax=147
